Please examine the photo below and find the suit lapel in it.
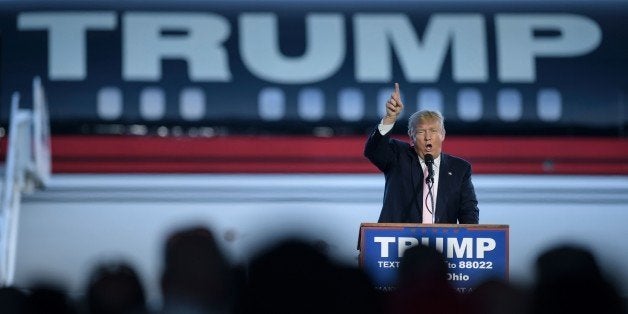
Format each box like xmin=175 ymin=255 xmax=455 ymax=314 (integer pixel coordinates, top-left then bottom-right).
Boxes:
xmin=409 ymin=148 xmax=421 ymax=189
xmin=407 ymin=147 xmax=422 ymax=221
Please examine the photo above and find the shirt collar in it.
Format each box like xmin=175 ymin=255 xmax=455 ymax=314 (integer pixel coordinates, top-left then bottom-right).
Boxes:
xmin=419 ymin=154 xmax=440 ymax=169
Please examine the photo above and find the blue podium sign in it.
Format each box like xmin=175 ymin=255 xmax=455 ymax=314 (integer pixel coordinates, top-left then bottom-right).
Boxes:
xmin=358 ymin=223 xmax=509 ymax=293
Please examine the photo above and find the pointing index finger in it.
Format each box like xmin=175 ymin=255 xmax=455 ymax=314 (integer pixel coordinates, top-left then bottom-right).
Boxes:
xmin=394 ymin=82 xmax=400 ymax=96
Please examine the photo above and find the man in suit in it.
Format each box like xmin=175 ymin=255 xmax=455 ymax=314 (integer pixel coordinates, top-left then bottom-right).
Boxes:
xmin=364 ymin=83 xmax=479 ymax=224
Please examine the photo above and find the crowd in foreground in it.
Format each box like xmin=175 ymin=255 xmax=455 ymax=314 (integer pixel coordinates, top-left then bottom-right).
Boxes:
xmin=0 ymin=225 xmax=625 ymax=314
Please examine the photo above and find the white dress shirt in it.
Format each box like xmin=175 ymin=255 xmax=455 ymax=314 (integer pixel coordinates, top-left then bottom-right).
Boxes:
xmin=420 ymin=154 xmax=440 ymax=223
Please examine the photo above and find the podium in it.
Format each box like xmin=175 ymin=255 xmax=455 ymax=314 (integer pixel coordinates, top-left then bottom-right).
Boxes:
xmin=358 ymin=223 xmax=509 ymax=292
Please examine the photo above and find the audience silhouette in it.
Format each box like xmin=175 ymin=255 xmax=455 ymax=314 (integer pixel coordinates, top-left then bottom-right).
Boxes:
xmin=160 ymin=226 xmax=234 ymax=314
xmin=86 ymin=261 xmax=147 ymax=314
xmin=386 ymin=244 xmax=461 ymax=314
xmin=464 ymin=279 xmax=529 ymax=314
xmin=23 ymin=283 xmax=77 ymax=314
xmin=240 ymin=238 xmax=381 ymax=314
xmin=531 ymin=244 xmax=624 ymax=314
xmin=1 ymin=227 xmax=626 ymax=314
xmin=0 ymin=286 xmax=27 ymax=314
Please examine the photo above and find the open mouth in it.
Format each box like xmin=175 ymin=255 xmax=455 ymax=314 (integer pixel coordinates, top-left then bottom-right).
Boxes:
xmin=426 ymin=143 xmax=433 ymax=151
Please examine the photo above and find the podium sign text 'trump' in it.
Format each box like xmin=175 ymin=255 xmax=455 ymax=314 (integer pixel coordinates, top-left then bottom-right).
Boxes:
xmin=358 ymin=223 xmax=509 ymax=293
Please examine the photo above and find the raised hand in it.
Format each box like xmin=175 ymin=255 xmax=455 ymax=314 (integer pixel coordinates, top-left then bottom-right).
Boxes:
xmin=383 ymin=82 xmax=404 ymax=125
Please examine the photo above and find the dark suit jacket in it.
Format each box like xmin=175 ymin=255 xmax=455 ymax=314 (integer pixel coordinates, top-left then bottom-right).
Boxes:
xmin=364 ymin=127 xmax=479 ymax=224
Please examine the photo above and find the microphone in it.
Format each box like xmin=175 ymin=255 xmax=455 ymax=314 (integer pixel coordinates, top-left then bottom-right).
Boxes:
xmin=424 ymin=154 xmax=434 ymax=183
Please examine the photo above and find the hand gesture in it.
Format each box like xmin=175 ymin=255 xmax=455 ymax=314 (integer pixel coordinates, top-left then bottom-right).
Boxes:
xmin=383 ymin=83 xmax=403 ymax=125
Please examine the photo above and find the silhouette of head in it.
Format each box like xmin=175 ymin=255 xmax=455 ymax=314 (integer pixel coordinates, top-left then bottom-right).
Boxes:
xmin=24 ymin=284 xmax=77 ymax=314
xmin=0 ymin=287 xmax=27 ymax=314
xmin=86 ymin=261 xmax=146 ymax=314
xmin=397 ymin=243 xmax=448 ymax=287
xmin=244 ymin=239 xmax=333 ymax=314
xmin=533 ymin=244 xmax=623 ymax=314
xmin=388 ymin=244 xmax=461 ymax=314
xmin=161 ymin=226 xmax=232 ymax=312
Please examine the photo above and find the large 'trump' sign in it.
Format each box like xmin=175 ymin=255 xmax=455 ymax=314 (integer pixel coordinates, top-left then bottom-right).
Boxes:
xmin=1 ymin=1 xmax=626 ymax=135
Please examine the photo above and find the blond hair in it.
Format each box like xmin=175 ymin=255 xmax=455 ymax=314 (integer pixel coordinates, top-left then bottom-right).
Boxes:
xmin=407 ymin=110 xmax=445 ymax=140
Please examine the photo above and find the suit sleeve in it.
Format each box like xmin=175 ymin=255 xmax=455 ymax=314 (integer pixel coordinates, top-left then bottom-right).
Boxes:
xmin=363 ymin=127 xmax=396 ymax=172
xmin=458 ymin=165 xmax=480 ymax=224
